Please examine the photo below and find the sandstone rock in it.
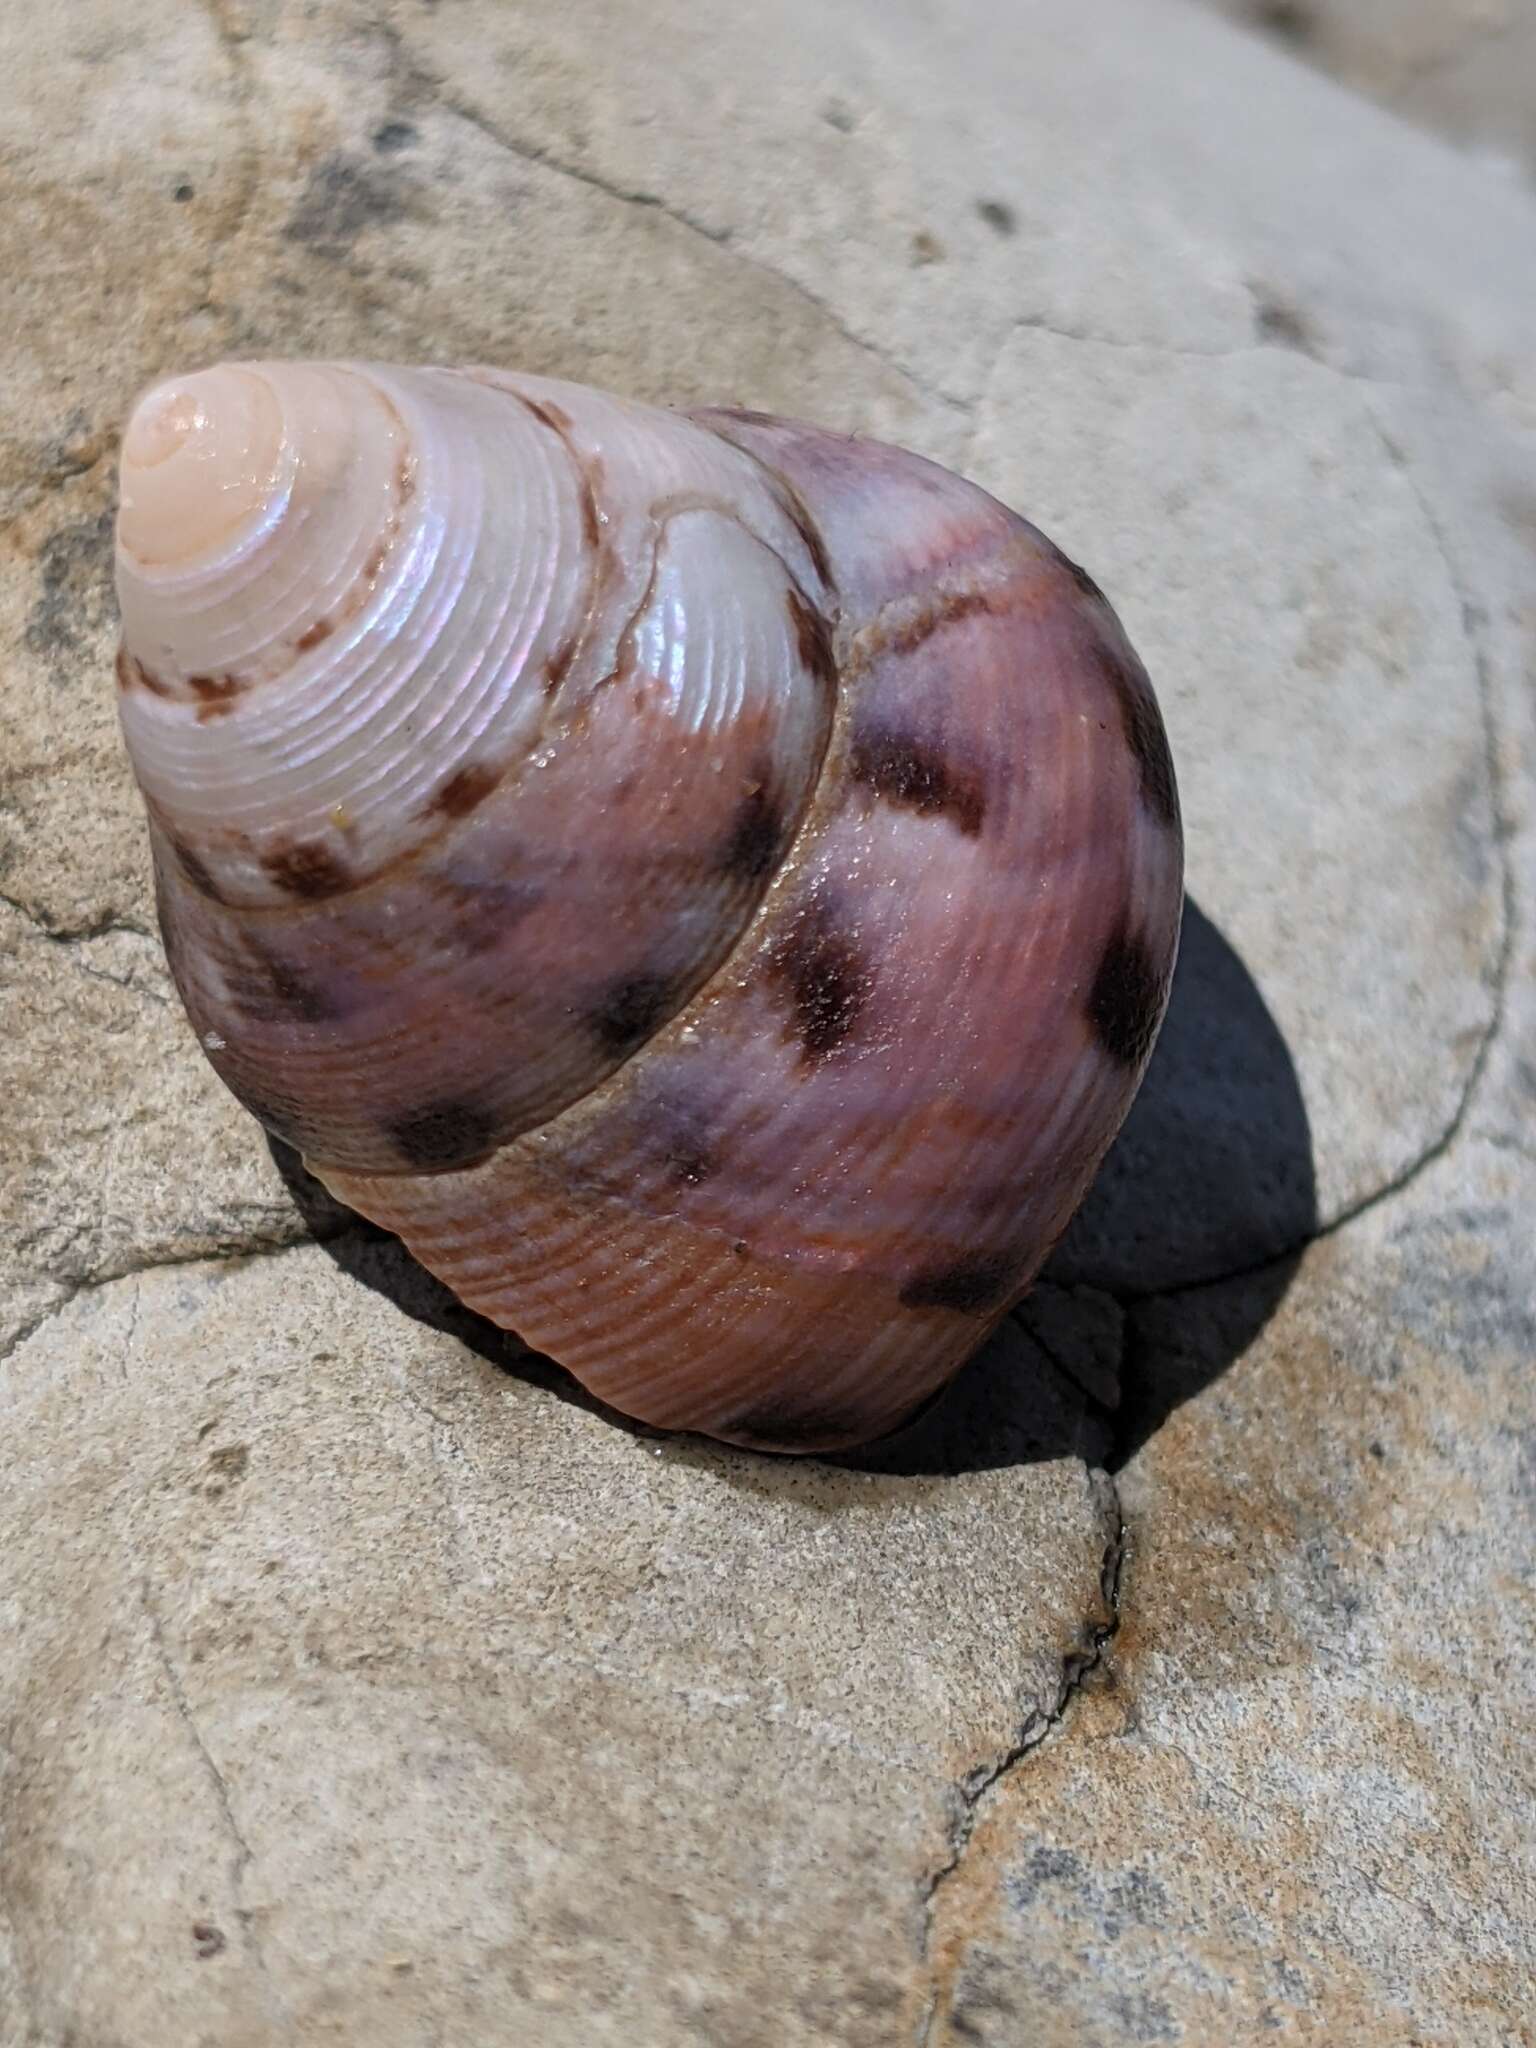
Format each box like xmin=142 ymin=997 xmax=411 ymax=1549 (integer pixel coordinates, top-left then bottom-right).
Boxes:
xmin=1 ymin=1253 xmax=1113 ymax=2046
xmin=922 ymin=1120 xmax=1536 ymax=2046
xmin=1 ymin=0 xmax=1533 ymax=2040
xmin=1200 ymin=0 xmax=1536 ymax=179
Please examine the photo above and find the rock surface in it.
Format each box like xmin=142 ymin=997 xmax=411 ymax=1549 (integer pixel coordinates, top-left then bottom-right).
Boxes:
xmin=1199 ymin=0 xmax=1536 ymax=179
xmin=1 ymin=0 xmax=1532 ymax=2041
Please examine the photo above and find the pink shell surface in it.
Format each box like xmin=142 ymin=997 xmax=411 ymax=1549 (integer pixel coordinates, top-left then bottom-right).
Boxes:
xmin=321 ymin=408 xmax=1184 ymax=1449
xmin=117 ymin=368 xmax=1183 ymax=1452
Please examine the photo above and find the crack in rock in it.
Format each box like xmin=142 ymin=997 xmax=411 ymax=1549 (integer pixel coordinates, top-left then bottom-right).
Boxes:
xmin=140 ymin=1576 xmax=267 ymax=1977
xmin=0 ymin=1231 xmax=333 ymax=1365
xmin=392 ymin=42 xmax=968 ymax=421
xmin=1330 ymin=411 xmax=1520 ymax=1208
xmin=914 ymin=1471 xmax=1126 ymax=2044
xmin=0 ymin=893 xmax=152 ymax=947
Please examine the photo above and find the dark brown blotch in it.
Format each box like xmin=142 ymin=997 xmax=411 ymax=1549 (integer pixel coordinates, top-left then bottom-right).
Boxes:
xmin=140 ymin=666 xmax=172 ymax=698
xmin=396 ymin=452 xmax=417 ymax=505
xmin=188 ymin=673 xmax=244 ymax=720
xmin=589 ymin=972 xmax=683 ymax=1059
xmin=781 ymin=487 xmax=835 ymax=592
xmin=152 ymin=873 xmax=188 ymax=982
xmin=431 ymin=872 xmax=543 ymax=956
xmin=519 ymin=395 xmax=574 ymax=435
xmin=1087 ymin=926 xmax=1166 ymax=1070
xmin=167 ymin=834 xmax=223 ymax=902
xmin=386 ymin=1097 xmax=498 ymax=1173
xmin=848 ymin=725 xmax=986 ymax=836
xmin=766 ymin=897 xmax=871 ymax=1062
xmin=1095 ymin=641 xmax=1179 ymax=830
xmin=887 ymin=585 xmax=994 ymax=659
xmin=116 ymin=645 xmax=152 ymax=694
xmin=577 ymin=471 xmax=602 ymax=552
xmin=787 ymin=588 xmax=837 ymax=689
xmin=899 ymin=1254 xmax=1019 ymax=1316
xmin=295 ymin=617 xmax=334 ymax=652
xmin=527 ymin=396 xmax=602 ymax=548
xmin=543 ymin=636 xmax=579 ymax=691
xmin=425 ymin=760 xmax=502 ymax=821
xmin=717 ymin=407 xmax=780 ymax=428
xmin=518 ymin=395 xmax=604 ymax=548
xmin=253 ymin=946 xmax=342 ymax=1025
xmin=719 ymin=777 xmax=788 ymax=883
xmin=261 ymin=838 xmax=353 ymax=900
xmin=721 ymin=1398 xmax=885 ymax=1454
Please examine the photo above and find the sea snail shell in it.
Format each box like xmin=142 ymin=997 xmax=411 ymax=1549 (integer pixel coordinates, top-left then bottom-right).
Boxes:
xmin=113 ymin=361 xmax=1183 ymax=1454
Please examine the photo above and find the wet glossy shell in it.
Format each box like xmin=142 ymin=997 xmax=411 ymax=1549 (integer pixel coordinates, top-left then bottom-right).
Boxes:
xmin=115 ymin=362 xmax=1183 ymax=1453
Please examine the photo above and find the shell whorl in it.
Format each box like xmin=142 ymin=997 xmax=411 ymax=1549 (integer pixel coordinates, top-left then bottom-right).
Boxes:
xmin=115 ymin=362 xmax=1184 ymax=1453
xmin=117 ymin=362 xmax=836 ymax=1173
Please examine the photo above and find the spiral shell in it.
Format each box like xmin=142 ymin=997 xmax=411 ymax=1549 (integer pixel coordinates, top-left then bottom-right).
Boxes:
xmin=114 ymin=361 xmax=1182 ymax=1452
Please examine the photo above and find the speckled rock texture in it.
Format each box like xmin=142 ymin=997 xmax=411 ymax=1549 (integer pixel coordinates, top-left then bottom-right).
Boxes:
xmin=1 ymin=2 xmax=1532 ymax=2042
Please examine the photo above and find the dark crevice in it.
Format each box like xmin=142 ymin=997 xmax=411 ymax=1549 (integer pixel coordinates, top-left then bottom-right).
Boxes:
xmin=0 ymin=891 xmax=152 ymax=946
xmin=0 ymin=1229 xmax=336 ymax=1366
xmin=914 ymin=1475 xmax=1126 ymax=2044
xmin=414 ymin=71 xmax=966 ymax=418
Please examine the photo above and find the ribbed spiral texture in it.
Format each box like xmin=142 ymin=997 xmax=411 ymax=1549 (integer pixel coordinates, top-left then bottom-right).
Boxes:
xmin=117 ymin=366 xmax=1184 ymax=1452
xmin=118 ymin=363 xmax=835 ymax=1173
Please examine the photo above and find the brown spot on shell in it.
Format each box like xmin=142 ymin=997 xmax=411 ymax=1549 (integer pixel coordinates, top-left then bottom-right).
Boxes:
xmin=428 ymin=871 xmax=543 ymax=957
xmin=295 ymin=617 xmax=334 ymax=652
xmin=886 ymin=586 xmax=994 ymax=659
xmin=765 ymin=896 xmax=871 ymax=1062
xmin=167 ymin=834 xmax=224 ymax=902
xmin=719 ymin=775 xmax=788 ymax=883
xmin=1093 ymin=640 xmax=1179 ymax=830
xmin=899 ymin=1254 xmax=1019 ymax=1316
xmin=517 ymin=392 xmax=602 ymax=547
xmin=424 ymin=761 xmax=502 ymax=821
xmin=261 ymin=838 xmax=353 ymax=900
xmin=589 ymin=972 xmax=683 ymax=1059
xmin=519 ymin=396 xmax=574 ymax=435
xmin=780 ymin=487 xmax=835 ymax=592
xmin=396 ymin=452 xmax=417 ymax=504
xmin=577 ymin=469 xmax=602 ymax=552
xmin=386 ymin=1098 xmax=498 ymax=1173
xmin=245 ymin=945 xmax=344 ymax=1026
xmin=153 ymin=871 xmax=188 ymax=982
xmin=787 ymin=589 xmax=837 ymax=688
xmin=116 ymin=645 xmax=171 ymax=695
xmin=1088 ymin=926 xmax=1166 ymax=1069
xmin=688 ymin=411 xmax=834 ymax=589
xmin=188 ymin=673 xmax=244 ymax=720
xmin=847 ymin=726 xmax=986 ymax=836
xmin=544 ymin=636 xmax=579 ymax=691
